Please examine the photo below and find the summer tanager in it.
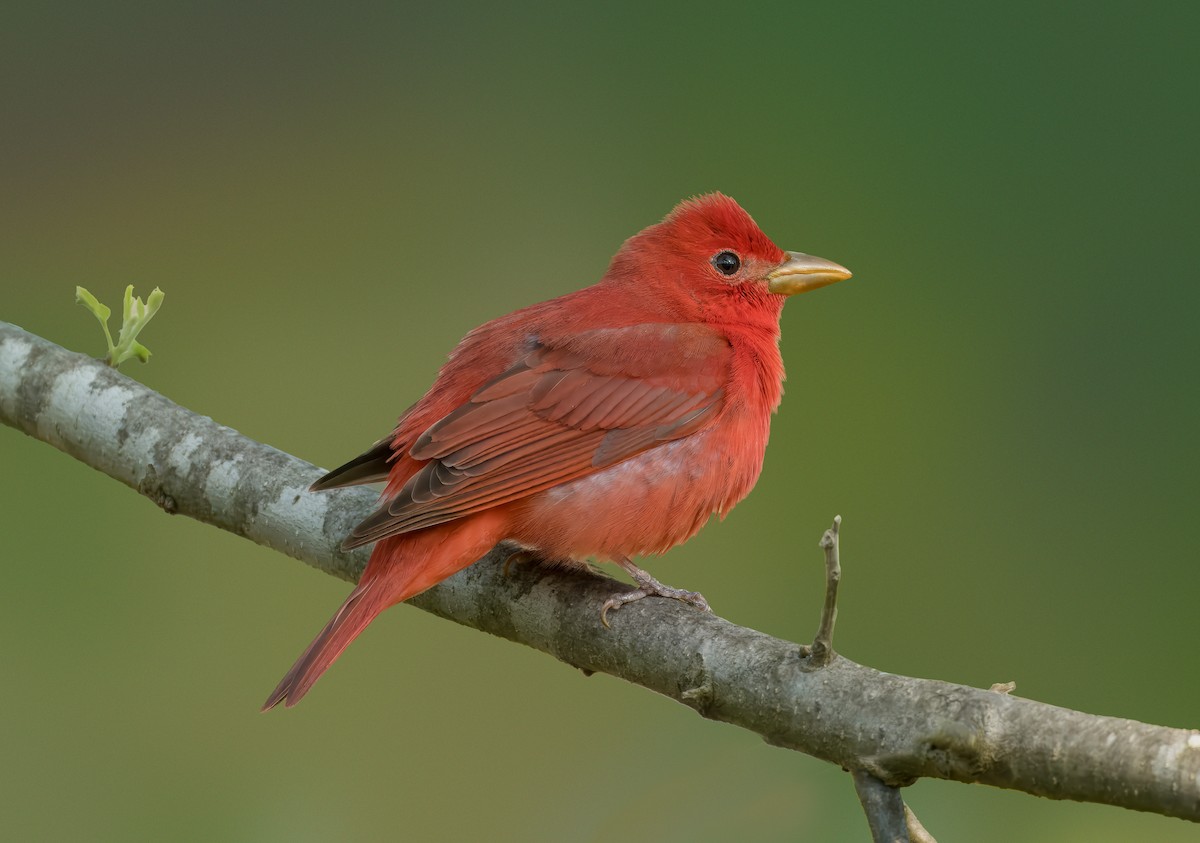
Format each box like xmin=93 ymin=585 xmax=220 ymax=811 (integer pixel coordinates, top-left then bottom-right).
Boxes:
xmin=263 ymin=193 xmax=850 ymax=709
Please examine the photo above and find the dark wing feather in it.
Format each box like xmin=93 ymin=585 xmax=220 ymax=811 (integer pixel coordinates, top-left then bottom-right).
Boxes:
xmin=343 ymin=326 xmax=729 ymax=550
xmin=309 ymin=436 xmax=394 ymax=491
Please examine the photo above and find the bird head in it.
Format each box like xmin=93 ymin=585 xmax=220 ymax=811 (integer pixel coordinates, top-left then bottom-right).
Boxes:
xmin=607 ymin=193 xmax=851 ymax=324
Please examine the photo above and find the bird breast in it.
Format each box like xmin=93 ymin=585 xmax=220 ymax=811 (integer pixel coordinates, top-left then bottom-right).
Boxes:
xmin=508 ymin=415 xmax=768 ymax=563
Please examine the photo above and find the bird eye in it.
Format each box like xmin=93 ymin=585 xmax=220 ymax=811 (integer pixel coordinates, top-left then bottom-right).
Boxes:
xmin=711 ymin=251 xmax=741 ymax=276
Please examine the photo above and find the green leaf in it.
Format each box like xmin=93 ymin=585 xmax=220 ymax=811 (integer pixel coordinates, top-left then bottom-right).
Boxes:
xmin=74 ymin=284 xmax=166 ymax=368
xmin=75 ymin=286 xmax=111 ymax=323
xmin=76 ymin=285 xmax=115 ymax=359
xmin=129 ymin=342 xmax=152 ymax=364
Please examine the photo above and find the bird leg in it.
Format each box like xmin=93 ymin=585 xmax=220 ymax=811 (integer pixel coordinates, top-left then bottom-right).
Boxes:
xmin=600 ymin=557 xmax=711 ymax=628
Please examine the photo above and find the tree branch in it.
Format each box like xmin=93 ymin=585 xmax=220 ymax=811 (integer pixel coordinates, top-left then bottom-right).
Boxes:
xmin=3 ymin=320 xmax=1199 ymax=824
xmin=853 ymin=769 xmax=912 ymax=843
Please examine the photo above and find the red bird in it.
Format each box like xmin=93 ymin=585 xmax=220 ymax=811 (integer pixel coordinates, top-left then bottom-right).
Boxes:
xmin=263 ymin=194 xmax=850 ymax=709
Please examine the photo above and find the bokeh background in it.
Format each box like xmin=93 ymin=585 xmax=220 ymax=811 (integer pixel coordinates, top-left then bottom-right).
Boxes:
xmin=2 ymin=3 xmax=1198 ymax=841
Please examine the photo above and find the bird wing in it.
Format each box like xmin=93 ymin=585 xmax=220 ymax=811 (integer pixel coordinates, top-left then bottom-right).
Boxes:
xmin=309 ymin=435 xmax=394 ymax=491
xmin=343 ymin=324 xmax=729 ymax=549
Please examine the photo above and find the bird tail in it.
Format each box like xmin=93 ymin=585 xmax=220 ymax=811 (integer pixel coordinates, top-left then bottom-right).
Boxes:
xmin=260 ymin=575 xmax=386 ymax=711
xmin=261 ymin=511 xmax=508 ymax=710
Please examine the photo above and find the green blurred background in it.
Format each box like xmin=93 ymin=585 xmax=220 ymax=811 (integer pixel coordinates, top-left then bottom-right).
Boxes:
xmin=2 ymin=3 xmax=1197 ymax=841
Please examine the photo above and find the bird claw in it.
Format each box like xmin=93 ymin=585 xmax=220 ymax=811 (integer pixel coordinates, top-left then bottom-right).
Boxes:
xmin=502 ymin=549 xmax=538 ymax=577
xmin=599 ymin=577 xmax=711 ymax=628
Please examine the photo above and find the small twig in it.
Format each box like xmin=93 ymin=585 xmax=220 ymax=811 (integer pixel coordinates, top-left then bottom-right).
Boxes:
xmin=801 ymin=514 xmax=842 ymax=666
xmin=904 ymin=805 xmax=938 ymax=843
xmin=808 ymin=517 xmax=937 ymax=842
xmin=853 ymin=769 xmax=910 ymax=843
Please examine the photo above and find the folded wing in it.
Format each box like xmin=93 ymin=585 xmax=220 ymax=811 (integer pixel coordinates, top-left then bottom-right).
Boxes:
xmin=343 ymin=324 xmax=729 ymax=549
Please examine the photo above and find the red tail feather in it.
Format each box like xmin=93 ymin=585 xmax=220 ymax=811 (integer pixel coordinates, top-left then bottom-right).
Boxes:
xmin=263 ymin=512 xmax=509 ymax=710
xmin=261 ymin=578 xmax=385 ymax=710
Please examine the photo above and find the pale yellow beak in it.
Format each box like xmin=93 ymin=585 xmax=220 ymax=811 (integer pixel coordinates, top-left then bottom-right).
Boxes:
xmin=767 ymin=251 xmax=852 ymax=296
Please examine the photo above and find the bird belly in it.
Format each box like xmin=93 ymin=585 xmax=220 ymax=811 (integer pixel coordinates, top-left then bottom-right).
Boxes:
xmin=507 ymin=425 xmax=765 ymax=562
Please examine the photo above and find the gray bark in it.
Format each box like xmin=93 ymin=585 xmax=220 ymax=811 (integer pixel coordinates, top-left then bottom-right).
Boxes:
xmin=2 ymin=320 xmax=1198 ymax=823
xmin=853 ymin=770 xmax=912 ymax=843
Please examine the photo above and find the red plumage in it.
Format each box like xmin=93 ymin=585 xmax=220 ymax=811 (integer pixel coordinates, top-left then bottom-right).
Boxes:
xmin=263 ymin=193 xmax=850 ymax=709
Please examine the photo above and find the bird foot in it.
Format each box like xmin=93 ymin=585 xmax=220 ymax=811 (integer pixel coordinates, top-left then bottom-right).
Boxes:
xmin=600 ymin=558 xmax=711 ymax=628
